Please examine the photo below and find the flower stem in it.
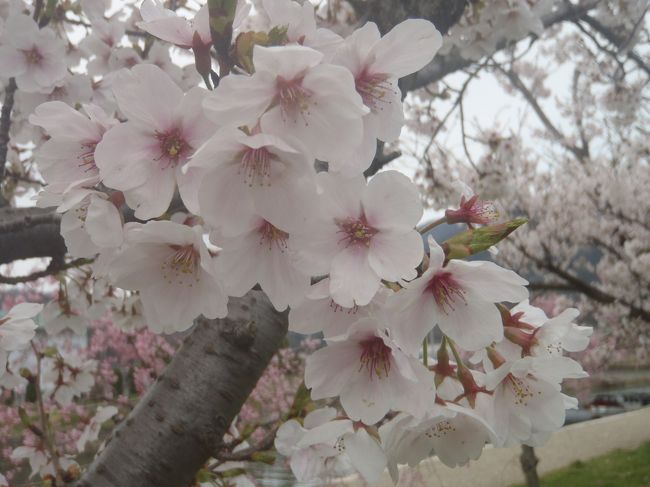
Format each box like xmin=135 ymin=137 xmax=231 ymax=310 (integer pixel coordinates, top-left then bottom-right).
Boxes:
xmin=30 ymin=341 xmax=64 ymax=486
xmin=417 ymin=216 xmax=446 ymax=235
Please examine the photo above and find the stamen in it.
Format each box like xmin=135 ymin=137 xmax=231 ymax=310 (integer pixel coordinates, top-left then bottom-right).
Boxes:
xmin=161 ymin=244 xmax=201 ymax=286
xmin=358 ymin=336 xmax=392 ymax=380
xmin=258 ymin=221 xmax=289 ymax=252
xmin=239 ymin=147 xmax=273 ymax=187
xmin=508 ymin=375 xmax=538 ymax=406
xmin=426 ymin=272 xmax=466 ymax=313
xmin=154 ymin=128 xmax=191 ymax=168
xmin=355 ymin=70 xmax=395 ymax=113
xmin=78 ymin=141 xmax=99 ymax=173
xmin=424 ymin=420 xmax=456 ymax=439
xmin=329 ymin=300 xmax=359 ymax=315
xmin=335 ymin=216 xmax=378 ymax=248
xmin=22 ymin=47 xmax=43 ymax=65
xmin=276 ymin=76 xmax=314 ymax=125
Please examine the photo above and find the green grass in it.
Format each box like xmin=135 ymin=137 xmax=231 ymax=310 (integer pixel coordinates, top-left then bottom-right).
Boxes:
xmin=513 ymin=441 xmax=650 ymax=487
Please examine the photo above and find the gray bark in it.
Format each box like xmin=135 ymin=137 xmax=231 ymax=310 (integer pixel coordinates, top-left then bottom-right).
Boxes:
xmin=76 ymin=291 xmax=288 ymax=487
xmin=0 ymin=206 xmax=65 ymax=266
xmin=520 ymin=445 xmax=541 ymax=487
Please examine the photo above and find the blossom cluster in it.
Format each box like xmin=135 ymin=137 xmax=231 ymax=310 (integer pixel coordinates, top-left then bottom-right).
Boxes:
xmin=0 ymin=0 xmax=594 ymax=485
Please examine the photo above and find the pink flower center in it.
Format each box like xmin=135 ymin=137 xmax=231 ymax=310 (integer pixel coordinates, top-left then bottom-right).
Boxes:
xmin=258 ymin=221 xmax=289 ymax=252
xmin=162 ymin=244 xmax=200 ymax=286
xmin=155 ymin=128 xmax=191 ymax=168
xmin=359 ymin=336 xmax=392 ymax=379
xmin=335 ymin=216 xmax=378 ymax=248
xmin=276 ymin=76 xmax=314 ymax=124
xmin=22 ymin=47 xmax=43 ymax=65
xmin=355 ymin=70 xmax=394 ymax=113
xmin=240 ymin=147 xmax=273 ymax=186
xmin=78 ymin=141 xmax=99 ymax=173
xmin=426 ymin=271 xmax=466 ymax=313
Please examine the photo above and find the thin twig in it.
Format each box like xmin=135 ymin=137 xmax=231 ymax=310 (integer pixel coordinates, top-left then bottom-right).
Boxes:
xmin=30 ymin=341 xmax=65 ymax=486
xmin=0 ymin=258 xmax=93 ymax=284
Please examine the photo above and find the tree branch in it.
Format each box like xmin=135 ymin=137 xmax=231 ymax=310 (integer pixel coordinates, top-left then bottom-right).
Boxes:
xmin=0 ymin=206 xmax=66 ymax=266
xmin=580 ymin=13 xmax=650 ymax=76
xmin=0 ymin=78 xmax=18 ymax=207
xmin=364 ymin=141 xmax=402 ymax=177
xmin=495 ymin=65 xmax=589 ymax=161
xmin=518 ymin=244 xmax=650 ymax=322
xmin=0 ymin=257 xmax=92 ymax=285
xmin=76 ymin=291 xmax=288 ymax=487
xmin=401 ymin=0 xmax=601 ymax=93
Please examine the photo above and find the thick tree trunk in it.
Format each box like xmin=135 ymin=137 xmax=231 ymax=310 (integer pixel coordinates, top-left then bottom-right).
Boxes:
xmin=76 ymin=291 xmax=288 ymax=487
xmin=520 ymin=445 xmax=541 ymax=487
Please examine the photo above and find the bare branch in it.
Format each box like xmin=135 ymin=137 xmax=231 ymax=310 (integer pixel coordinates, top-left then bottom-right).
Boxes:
xmin=495 ymin=65 xmax=589 ymax=161
xmin=0 ymin=258 xmax=92 ymax=285
xmin=580 ymin=13 xmax=650 ymax=76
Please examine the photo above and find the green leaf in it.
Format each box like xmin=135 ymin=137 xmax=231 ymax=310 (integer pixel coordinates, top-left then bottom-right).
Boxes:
xmin=442 ymin=217 xmax=528 ymax=260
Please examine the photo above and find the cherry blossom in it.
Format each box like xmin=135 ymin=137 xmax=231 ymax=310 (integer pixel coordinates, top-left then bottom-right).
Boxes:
xmin=485 ymin=354 xmax=586 ymax=446
xmin=29 ymin=101 xmax=116 ymax=205
xmin=0 ymin=14 xmax=66 ymax=92
xmin=214 ymin=217 xmax=311 ymax=311
xmin=203 ymin=45 xmax=368 ymax=162
xmin=107 ymin=220 xmax=228 ymax=333
xmin=288 ymin=279 xmax=389 ymax=338
xmin=76 ymin=405 xmax=118 ymax=452
xmin=275 ymin=406 xmax=387 ymax=484
xmin=305 ymin=318 xmax=435 ymax=424
xmin=185 ymin=128 xmax=317 ymax=235
xmin=388 ymin=236 xmax=528 ymax=353
xmin=94 ymin=64 xmax=216 ymax=219
xmin=330 ymin=19 xmax=442 ymax=174
xmin=138 ymin=0 xmax=249 ymax=49
xmin=0 ymin=302 xmax=42 ymax=352
xmin=42 ymin=300 xmax=87 ymax=336
xmin=42 ymin=352 xmax=98 ymax=405
xmin=11 ymin=445 xmax=49 ymax=479
xmin=59 ymin=191 xmax=124 ymax=259
xmin=260 ymin=0 xmax=343 ymax=55
xmin=295 ymin=171 xmax=424 ymax=307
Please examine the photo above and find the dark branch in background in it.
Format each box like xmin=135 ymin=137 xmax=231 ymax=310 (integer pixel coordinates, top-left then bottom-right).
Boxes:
xmin=518 ymin=244 xmax=650 ymax=322
xmin=494 ymin=66 xmax=589 ymax=161
xmin=76 ymin=291 xmax=288 ymax=487
xmin=0 ymin=78 xmax=18 ymax=208
xmin=0 ymin=258 xmax=92 ymax=285
xmin=580 ymin=13 xmax=650 ymax=76
xmin=0 ymin=207 xmax=66 ymax=267
xmin=401 ymin=0 xmax=601 ymax=93
xmin=349 ymin=0 xmax=467 ymax=35
xmin=364 ymin=141 xmax=401 ymax=177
